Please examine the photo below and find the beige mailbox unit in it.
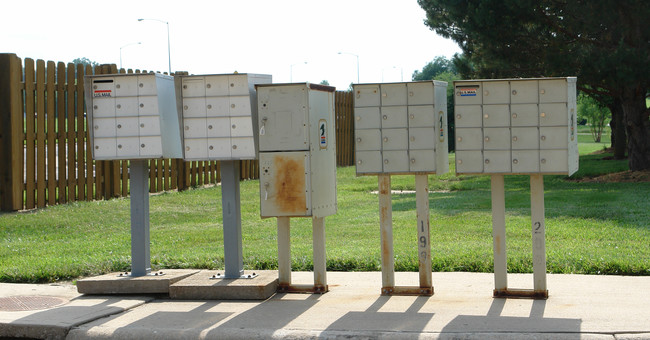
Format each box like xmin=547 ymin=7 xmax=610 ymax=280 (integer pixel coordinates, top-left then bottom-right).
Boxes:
xmin=256 ymin=83 xmax=337 ymax=294
xmin=354 ymin=81 xmax=449 ymax=174
xmin=352 ymin=80 xmax=449 ymax=297
xmin=453 ymin=77 xmax=578 ymax=299
xmin=179 ymin=73 xmax=272 ymax=160
xmin=86 ymin=73 xmax=183 ymax=160
xmin=454 ymin=77 xmax=578 ymax=175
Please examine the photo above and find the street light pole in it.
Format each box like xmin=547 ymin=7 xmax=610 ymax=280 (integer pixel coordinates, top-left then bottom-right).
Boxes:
xmin=137 ymin=18 xmax=171 ymax=74
xmin=120 ymin=42 xmax=141 ymax=70
xmin=338 ymin=52 xmax=360 ymax=83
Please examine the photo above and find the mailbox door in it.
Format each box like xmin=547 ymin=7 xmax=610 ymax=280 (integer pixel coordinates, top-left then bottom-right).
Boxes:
xmin=184 ymin=118 xmax=208 ymax=139
xmin=454 ymin=83 xmax=482 ymax=105
xmin=539 ymin=103 xmax=568 ymax=126
xmin=93 ymin=138 xmax=117 ymax=159
xmin=455 ymin=128 xmax=483 ymax=150
xmin=380 ymin=106 xmax=408 ymax=128
xmin=115 ymin=97 xmax=138 ymax=117
xmin=115 ymin=117 xmax=138 ymax=137
xmin=381 ymin=128 xmax=408 ymax=151
xmin=205 ymin=97 xmax=230 ymax=117
xmin=92 ymin=98 xmax=116 ymax=118
xmin=257 ymin=85 xmax=309 ymax=152
xmin=408 ymin=105 xmax=435 ymax=128
xmin=138 ymin=96 xmax=159 ymax=115
xmin=483 ymin=151 xmax=511 ymax=173
xmin=139 ymin=136 xmax=162 ymax=157
xmin=540 ymin=127 xmax=569 ymax=149
xmin=355 ymin=129 xmax=381 ymax=151
xmin=183 ymin=97 xmax=207 ymax=118
xmin=230 ymin=117 xmax=253 ymax=137
xmin=380 ymin=83 xmax=407 ymax=106
xmin=206 ymin=117 xmax=230 ymax=137
xmin=510 ymin=80 xmax=538 ymax=104
xmin=137 ymin=75 xmax=157 ymax=96
xmin=482 ymin=105 xmax=510 ymax=127
xmin=354 ymin=107 xmax=381 ymax=129
xmin=511 ymin=104 xmax=538 ymax=127
xmin=207 ymin=138 xmax=231 ymax=159
xmin=483 ymin=128 xmax=511 ymax=150
xmin=139 ymin=116 xmax=161 ymax=136
xmin=482 ymin=81 xmax=510 ymax=104
xmin=116 ymin=137 xmax=139 ymax=157
xmin=353 ymin=84 xmax=380 ymax=107
xmin=92 ymin=118 xmax=116 ymax=138
xmin=115 ymin=76 xmax=138 ymax=97
xmin=382 ymin=151 xmax=409 ymax=173
xmin=455 ymin=105 xmax=482 ymax=128
xmin=204 ymin=75 xmax=229 ymax=97
xmin=511 ymin=127 xmax=539 ymax=150
xmin=409 ymin=149 xmax=436 ymax=172
xmin=540 ymin=150 xmax=568 ymax=172
xmin=229 ymin=96 xmax=252 ymax=116
xmin=231 ymin=137 xmax=255 ymax=158
xmin=228 ymin=74 xmax=250 ymax=96
xmin=356 ymin=151 xmax=383 ymax=173
xmin=260 ymin=152 xmax=311 ymax=217
xmin=407 ymin=82 xmax=434 ymax=105
xmin=512 ymin=150 xmax=540 ymax=173
xmin=539 ymin=79 xmax=568 ymax=103
xmin=182 ymin=77 xmax=206 ymax=98
xmin=184 ymin=139 xmax=208 ymax=160
xmin=408 ymin=128 xmax=435 ymax=150
xmin=455 ymin=150 xmax=483 ymax=173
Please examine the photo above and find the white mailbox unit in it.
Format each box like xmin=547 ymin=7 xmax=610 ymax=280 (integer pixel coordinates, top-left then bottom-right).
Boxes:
xmin=179 ymin=73 xmax=271 ymax=161
xmin=86 ymin=73 xmax=183 ymax=160
xmin=352 ymin=80 xmax=449 ymax=296
xmin=84 ymin=73 xmax=183 ymax=278
xmin=453 ymin=77 xmax=578 ymax=299
xmin=256 ymin=83 xmax=337 ymax=293
xmin=176 ymin=73 xmax=272 ymax=283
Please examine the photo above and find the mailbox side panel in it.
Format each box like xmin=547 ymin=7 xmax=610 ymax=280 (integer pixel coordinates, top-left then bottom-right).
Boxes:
xmin=308 ymin=88 xmax=337 ymax=218
xmin=156 ymin=74 xmax=183 ymax=159
xmin=434 ymin=81 xmax=449 ymax=174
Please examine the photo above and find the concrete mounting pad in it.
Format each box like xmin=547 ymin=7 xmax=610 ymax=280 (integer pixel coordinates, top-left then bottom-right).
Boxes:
xmin=169 ymin=270 xmax=279 ymax=300
xmin=76 ymin=269 xmax=199 ymax=295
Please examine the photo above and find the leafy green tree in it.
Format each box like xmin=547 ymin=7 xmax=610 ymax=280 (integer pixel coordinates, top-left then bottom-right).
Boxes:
xmin=320 ymin=80 xmax=330 ymax=86
xmin=412 ymin=56 xmax=456 ymax=81
xmin=72 ymin=57 xmax=99 ymax=68
xmin=578 ymin=94 xmax=611 ymax=143
xmin=418 ymin=0 xmax=650 ymax=170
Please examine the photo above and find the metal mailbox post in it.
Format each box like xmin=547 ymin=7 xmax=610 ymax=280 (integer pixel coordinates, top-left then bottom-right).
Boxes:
xmin=84 ymin=73 xmax=183 ymax=277
xmin=353 ymin=80 xmax=449 ymax=296
xmin=454 ymin=77 xmax=578 ymax=298
xmin=177 ymin=73 xmax=272 ymax=279
xmin=256 ymin=83 xmax=337 ymax=293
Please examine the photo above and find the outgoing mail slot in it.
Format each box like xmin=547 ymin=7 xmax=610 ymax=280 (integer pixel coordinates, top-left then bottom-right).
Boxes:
xmin=539 ymin=103 xmax=568 ymax=126
xmin=510 ymin=104 xmax=538 ymax=127
xmin=407 ymin=82 xmax=434 ymax=105
xmin=483 ymin=81 xmax=510 ymax=104
xmin=354 ymin=84 xmax=380 ymax=107
xmin=93 ymin=118 xmax=116 ymax=138
xmin=206 ymin=117 xmax=230 ymax=138
xmin=116 ymin=137 xmax=140 ymax=157
xmin=540 ymin=127 xmax=569 ymax=149
xmin=455 ymin=128 xmax=483 ymax=150
xmin=184 ymin=138 xmax=208 ymax=159
xmin=231 ymin=137 xmax=255 ymax=158
xmin=355 ymin=129 xmax=381 ymax=151
xmin=455 ymin=105 xmax=482 ymax=128
xmin=355 ymin=151 xmax=383 ymax=173
xmin=409 ymin=128 xmax=435 ymax=150
xmin=115 ymin=97 xmax=138 ymax=117
xmin=93 ymin=138 xmax=117 ymax=158
xmin=380 ymin=106 xmax=408 ymax=128
xmin=510 ymin=80 xmax=538 ymax=104
xmin=205 ymin=97 xmax=230 ymax=117
xmin=92 ymin=98 xmax=116 ymax=117
xmin=511 ymin=127 xmax=539 ymax=149
xmin=137 ymin=76 xmax=157 ymax=96
xmin=139 ymin=136 xmax=163 ymax=157
xmin=455 ymin=150 xmax=483 ymax=173
xmin=380 ymin=83 xmax=407 ymax=106
xmin=182 ymin=97 xmax=207 ymax=118
xmin=115 ymin=117 xmax=139 ymax=137
xmin=115 ymin=76 xmax=138 ymax=97
xmin=539 ymin=79 xmax=568 ymax=103
xmin=483 ymin=105 xmax=510 ymax=127
xmin=382 ymin=151 xmax=409 ymax=173
xmin=228 ymin=75 xmax=250 ymax=96
xmin=184 ymin=118 xmax=208 ymax=138
xmin=483 ymin=151 xmax=511 ymax=173
xmin=483 ymin=128 xmax=510 ymax=150
xmin=207 ymin=138 xmax=231 ymax=158
xmin=355 ymin=107 xmax=381 ymax=129
xmin=455 ymin=84 xmax=482 ymax=105
xmin=540 ymin=150 xmax=569 ymax=173
xmin=381 ymin=128 xmax=408 ymax=151
xmin=409 ymin=149 xmax=436 ymax=172
xmin=181 ymin=78 xmax=206 ymax=98
xmin=230 ymin=117 xmax=254 ymax=137
xmin=138 ymin=96 xmax=159 ymax=115
xmin=229 ymin=96 xmax=252 ymax=116
xmin=204 ymin=76 xmax=229 ymax=97
xmin=512 ymin=150 xmax=540 ymax=173
xmin=407 ymin=105 xmax=435 ymax=127
xmin=139 ymin=116 xmax=161 ymax=136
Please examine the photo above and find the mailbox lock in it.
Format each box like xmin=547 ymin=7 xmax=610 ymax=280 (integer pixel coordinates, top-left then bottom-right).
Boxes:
xmin=484 ymin=90 xmax=489 ymax=96
xmin=117 ymin=104 xmax=121 ymax=109
xmin=540 ymin=89 xmax=546 ymax=94
xmin=231 ymin=104 xmax=236 ymax=109
xmin=95 ymin=146 xmax=99 ymax=150
xmin=186 ymin=146 xmax=190 ymax=151
xmin=485 ymin=159 xmax=490 ymax=164
xmin=117 ymin=124 xmax=122 ymax=129
xmin=456 ymin=114 xmax=461 ymax=119
xmin=540 ymin=112 xmax=546 ymax=118
xmin=93 ymin=105 xmax=98 ymax=109
xmin=512 ymin=90 xmax=517 ymax=95
xmin=183 ymin=85 xmax=187 ymax=89
xmin=512 ymin=136 xmax=518 ymax=142
xmin=541 ymin=158 xmax=547 ymax=164
xmin=541 ymin=135 xmax=546 ymax=141
xmin=140 ymin=123 xmax=145 ymax=128
xmin=209 ymin=145 xmax=214 ymax=150
xmin=410 ymin=114 xmax=415 ymax=119
xmin=513 ymin=159 xmax=519 ymax=164
xmin=382 ymin=92 xmax=387 ymax=97
xmin=232 ymin=145 xmax=237 ymax=149
xmin=457 ymin=137 xmax=462 ymax=142
xmin=230 ymin=83 xmax=235 ymax=87
xmin=141 ymin=144 xmax=145 ymax=148
xmin=357 ymin=160 xmax=362 ymax=165
xmin=139 ymin=83 xmax=144 ymax=88
xmin=356 ymin=116 xmax=361 ymax=121
xmin=118 ymin=144 xmax=123 ymax=149
xmin=484 ymin=114 xmax=489 ymax=119
xmin=116 ymin=84 xmax=120 ymax=89
xmin=185 ymin=126 xmax=190 ymax=130
xmin=484 ymin=136 xmax=490 ymax=142
xmin=93 ymin=85 xmax=97 ymax=89
xmin=512 ymin=113 xmax=518 ymax=119
xmin=232 ymin=124 xmax=236 ymax=129
xmin=410 ymin=158 xmax=416 ymax=164
xmin=357 ymin=138 xmax=362 ymax=143
xmin=384 ymin=159 xmax=389 ymax=164
xmin=207 ymin=104 xmax=212 ymax=109
xmin=383 ymin=137 xmax=389 ymax=142
xmin=410 ymin=136 xmax=416 ymax=142
xmin=94 ymin=125 xmax=99 ymax=130
xmin=208 ymin=125 xmax=213 ymax=130
xmin=140 ymin=103 xmax=144 ymax=108
xmin=184 ymin=105 xmax=188 ymax=110
xmin=409 ymin=91 xmax=414 ymax=97
xmin=457 ymin=159 xmax=463 ymax=164
xmin=206 ymin=83 xmax=212 ymax=89
xmin=382 ymin=115 xmax=388 ymax=120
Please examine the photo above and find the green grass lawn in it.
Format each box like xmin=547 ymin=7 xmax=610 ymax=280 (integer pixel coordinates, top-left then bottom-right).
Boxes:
xmin=1 ymin=141 xmax=648 ymax=283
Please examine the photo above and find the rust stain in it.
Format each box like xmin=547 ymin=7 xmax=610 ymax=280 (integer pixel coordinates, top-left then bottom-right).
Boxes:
xmin=495 ymin=235 xmax=501 ymax=254
xmin=274 ymin=155 xmax=306 ymax=214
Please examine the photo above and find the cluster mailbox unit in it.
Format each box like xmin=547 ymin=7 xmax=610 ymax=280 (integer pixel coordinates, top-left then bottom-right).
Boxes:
xmin=85 ymin=73 xmax=183 ymax=277
xmin=353 ymin=80 xmax=449 ymax=296
xmin=177 ymin=73 xmax=272 ymax=280
xmin=255 ymin=83 xmax=338 ymax=293
xmin=454 ymin=77 xmax=578 ymax=298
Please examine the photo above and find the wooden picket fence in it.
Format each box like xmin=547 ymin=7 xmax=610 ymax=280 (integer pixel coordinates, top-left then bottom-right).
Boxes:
xmin=0 ymin=53 xmax=354 ymax=211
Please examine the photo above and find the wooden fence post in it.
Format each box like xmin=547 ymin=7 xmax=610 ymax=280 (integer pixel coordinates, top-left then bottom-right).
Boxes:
xmin=0 ymin=53 xmax=24 ymax=211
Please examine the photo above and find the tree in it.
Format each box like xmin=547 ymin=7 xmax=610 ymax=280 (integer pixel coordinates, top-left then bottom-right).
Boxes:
xmin=578 ymin=94 xmax=611 ymax=143
xmin=320 ymin=80 xmax=330 ymax=86
xmin=72 ymin=57 xmax=99 ymax=68
xmin=412 ymin=56 xmax=456 ymax=81
xmin=418 ymin=0 xmax=650 ymax=170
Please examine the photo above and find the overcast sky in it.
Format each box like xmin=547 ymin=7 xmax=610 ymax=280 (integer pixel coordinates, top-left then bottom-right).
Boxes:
xmin=2 ymin=0 xmax=461 ymax=90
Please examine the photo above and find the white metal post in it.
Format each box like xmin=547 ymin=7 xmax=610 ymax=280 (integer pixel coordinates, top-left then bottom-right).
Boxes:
xmin=530 ymin=174 xmax=547 ymax=293
xmin=312 ymin=216 xmax=327 ymax=289
xmin=415 ymin=174 xmax=432 ymax=289
xmin=130 ymin=159 xmax=151 ymax=277
xmin=277 ymin=216 xmax=291 ymax=286
xmin=491 ymin=174 xmax=508 ymax=292
xmin=378 ymin=174 xmax=395 ymax=291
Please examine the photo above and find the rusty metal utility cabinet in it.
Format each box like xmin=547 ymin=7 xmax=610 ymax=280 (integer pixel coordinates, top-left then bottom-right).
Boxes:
xmin=256 ymin=83 xmax=337 ymax=293
xmin=84 ymin=73 xmax=183 ymax=277
xmin=176 ymin=73 xmax=272 ymax=281
xmin=453 ymin=77 xmax=578 ymax=299
xmin=353 ymin=80 xmax=449 ymax=296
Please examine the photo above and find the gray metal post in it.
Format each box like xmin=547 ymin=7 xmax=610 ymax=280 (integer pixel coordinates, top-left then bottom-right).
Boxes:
xmin=130 ymin=159 xmax=151 ymax=277
xmin=220 ymin=160 xmax=244 ymax=278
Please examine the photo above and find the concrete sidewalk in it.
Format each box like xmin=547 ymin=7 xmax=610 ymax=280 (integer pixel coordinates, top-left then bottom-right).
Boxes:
xmin=1 ymin=272 xmax=649 ymax=339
